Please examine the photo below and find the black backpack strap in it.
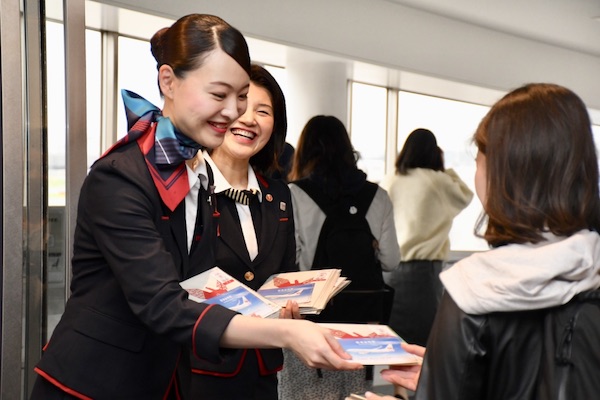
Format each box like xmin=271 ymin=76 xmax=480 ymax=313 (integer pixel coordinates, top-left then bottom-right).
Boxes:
xmin=354 ymin=182 xmax=378 ymax=218
xmin=293 ymin=179 xmax=378 ymax=217
xmin=292 ymin=178 xmax=333 ymax=215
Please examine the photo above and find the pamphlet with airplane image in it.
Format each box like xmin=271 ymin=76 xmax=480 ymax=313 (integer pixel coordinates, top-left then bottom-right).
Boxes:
xmin=180 ymin=267 xmax=281 ymax=319
xmin=318 ymin=323 xmax=423 ymax=365
xmin=257 ymin=269 xmax=349 ymax=314
xmin=257 ymin=283 xmax=315 ymax=306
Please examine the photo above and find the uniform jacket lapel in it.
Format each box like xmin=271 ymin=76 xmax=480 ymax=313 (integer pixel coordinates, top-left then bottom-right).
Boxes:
xmin=166 ymin=199 xmax=189 ymax=277
xmin=252 ymin=182 xmax=279 ymax=266
xmin=217 ymin=197 xmax=253 ymax=264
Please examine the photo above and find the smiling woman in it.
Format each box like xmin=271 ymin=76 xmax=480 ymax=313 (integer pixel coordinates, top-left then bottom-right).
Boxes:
xmin=153 ymin=15 xmax=251 ymax=150
xmin=188 ymin=64 xmax=299 ymax=400
xmin=30 ymin=15 xmax=361 ymax=400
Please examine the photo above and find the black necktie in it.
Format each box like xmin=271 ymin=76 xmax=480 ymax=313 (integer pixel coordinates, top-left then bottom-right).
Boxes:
xmin=223 ymin=188 xmax=258 ymax=206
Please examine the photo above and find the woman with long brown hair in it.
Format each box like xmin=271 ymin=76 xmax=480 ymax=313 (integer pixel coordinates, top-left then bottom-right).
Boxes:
xmin=362 ymin=83 xmax=600 ymax=400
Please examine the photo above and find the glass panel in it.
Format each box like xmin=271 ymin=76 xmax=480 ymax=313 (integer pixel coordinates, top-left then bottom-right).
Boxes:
xmin=46 ymin=21 xmax=66 ymax=208
xmin=45 ymin=20 xmax=67 ymax=337
xmin=45 ymin=23 xmax=100 ymax=337
xmin=350 ymin=82 xmax=388 ymax=182
xmin=117 ymin=35 xmax=163 ymax=141
xmin=86 ymin=29 xmax=102 ymax=167
xmin=594 ymin=124 xmax=600 ymax=185
xmin=397 ymin=91 xmax=490 ymax=252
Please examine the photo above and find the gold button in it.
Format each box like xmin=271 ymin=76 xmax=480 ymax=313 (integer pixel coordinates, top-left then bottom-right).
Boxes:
xmin=244 ymin=271 xmax=255 ymax=281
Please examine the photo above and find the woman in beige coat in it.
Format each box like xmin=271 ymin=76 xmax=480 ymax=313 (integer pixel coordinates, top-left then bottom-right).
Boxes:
xmin=380 ymin=128 xmax=473 ymax=347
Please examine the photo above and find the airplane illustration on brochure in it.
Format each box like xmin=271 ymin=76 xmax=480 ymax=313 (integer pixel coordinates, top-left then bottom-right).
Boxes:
xmin=263 ymin=289 xmax=305 ymax=299
xmin=229 ymin=295 xmax=252 ymax=311
xmin=345 ymin=343 xmax=395 ymax=355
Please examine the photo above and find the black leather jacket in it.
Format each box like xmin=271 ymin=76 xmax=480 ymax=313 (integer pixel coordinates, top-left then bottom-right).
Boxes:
xmin=414 ymin=290 xmax=600 ymax=400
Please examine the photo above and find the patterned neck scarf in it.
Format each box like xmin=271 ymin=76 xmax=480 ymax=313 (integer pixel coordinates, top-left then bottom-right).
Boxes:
xmin=101 ymin=90 xmax=202 ymax=211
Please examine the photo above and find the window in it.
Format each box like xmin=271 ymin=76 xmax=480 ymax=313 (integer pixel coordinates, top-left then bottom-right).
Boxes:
xmin=116 ymin=35 xmax=164 ymax=139
xmin=46 ymin=25 xmax=101 ymax=206
xmin=86 ymin=30 xmax=102 ymax=167
xmin=350 ymin=82 xmax=388 ymax=182
xmin=46 ymin=21 xmax=66 ymax=207
xmin=397 ymin=91 xmax=490 ymax=251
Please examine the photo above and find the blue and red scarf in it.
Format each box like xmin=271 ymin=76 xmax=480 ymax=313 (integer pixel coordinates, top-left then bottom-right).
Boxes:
xmin=101 ymin=90 xmax=202 ymax=211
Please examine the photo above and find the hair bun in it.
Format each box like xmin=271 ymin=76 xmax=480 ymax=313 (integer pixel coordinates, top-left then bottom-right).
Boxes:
xmin=150 ymin=27 xmax=169 ymax=67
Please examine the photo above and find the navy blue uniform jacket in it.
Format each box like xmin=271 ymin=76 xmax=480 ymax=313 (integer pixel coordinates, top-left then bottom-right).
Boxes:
xmin=34 ymin=141 xmax=239 ymax=399
xmin=187 ymin=173 xmax=296 ymax=381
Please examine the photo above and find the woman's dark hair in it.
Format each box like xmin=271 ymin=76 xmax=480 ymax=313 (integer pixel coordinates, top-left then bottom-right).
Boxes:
xmin=150 ymin=14 xmax=251 ymax=91
xmin=474 ymin=83 xmax=600 ymax=247
xmin=248 ymin=64 xmax=288 ymax=176
xmin=289 ymin=115 xmax=358 ymax=184
xmin=395 ymin=128 xmax=444 ymax=175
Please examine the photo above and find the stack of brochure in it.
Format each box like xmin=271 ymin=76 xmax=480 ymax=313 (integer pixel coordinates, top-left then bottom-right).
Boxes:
xmin=318 ymin=323 xmax=423 ymax=366
xmin=257 ymin=269 xmax=350 ymax=315
xmin=180 ymin=267 xmax=281 ymax=319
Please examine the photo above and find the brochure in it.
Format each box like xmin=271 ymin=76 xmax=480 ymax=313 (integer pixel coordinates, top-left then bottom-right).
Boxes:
xmin=180 ymin=267 xmax=281 ymax=318
xmin=257 ymin=269 xmax=346 ymax=314
xmin=318 ymin=323 xmax=423 ymax=365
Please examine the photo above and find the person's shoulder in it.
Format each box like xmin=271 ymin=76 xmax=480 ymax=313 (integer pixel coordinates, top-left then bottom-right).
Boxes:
xmin=288 ymin=180 xmax=317 ymax=206
xmin=366 ymin=188 xmax=394 ymax=218
xmin=287 ymin=179 xmax=307 ymax=192
xmin=415 ymin=167 xmax=458 ymax=186
xmin=363 ymin=180 xmax=383 ymax=195
xmin=373 ymin=184 xmax=391 ymax=199
xmin=88 ymin=141 xmax=149 ymax=185
xmin=94 ymin=139 xmax=143 ymax=168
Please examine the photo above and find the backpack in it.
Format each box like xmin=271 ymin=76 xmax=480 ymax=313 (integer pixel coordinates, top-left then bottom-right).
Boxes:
xmin=294 ymin=178 xmax=384 ymax=290
xmin=537 ymin=288 xmax=600 ymax=400
xmin=294 ymin=179 xmax=392 ymax=325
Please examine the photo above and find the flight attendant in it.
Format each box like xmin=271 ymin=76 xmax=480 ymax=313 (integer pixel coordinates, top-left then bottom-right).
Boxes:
xmin=30 ymin=14 xmax=360 ymax=400
xmin=187 ymin=64 xmax=297 ymax=400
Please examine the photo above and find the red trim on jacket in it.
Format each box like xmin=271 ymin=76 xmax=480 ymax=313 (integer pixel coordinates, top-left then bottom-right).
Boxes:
xmin=255 ymin=349 xmax=284 ymax=375
xmin=192 ymin=304 xmax=215 ymax=358
xmin=33 ymin=367 xmax=93 ymax=400
xmin=163 ymin=352 xmax=182 ymax=400
xmin=256 ymin=173 xmax=269 ymax=188
xmin=191 ymin=349 xmax=248 ymax=377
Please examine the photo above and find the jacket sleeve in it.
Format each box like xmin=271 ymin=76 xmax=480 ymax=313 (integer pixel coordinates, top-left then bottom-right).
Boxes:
xmin=366 ymin=187 xmax=401 ymax=272
xmin=289 ymin=183 xmax=326 ymax=270
xmin=417 ymin=293 xmax=554 ymax=400
xmin=441 ymin=168 xmax=474 ymax=214
xmin=415 ymin=293 xmax=489 ymax=400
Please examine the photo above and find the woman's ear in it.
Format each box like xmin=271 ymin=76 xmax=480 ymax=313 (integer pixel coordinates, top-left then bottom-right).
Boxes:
xmin=158 ymin=64 xmax=176 ymax=99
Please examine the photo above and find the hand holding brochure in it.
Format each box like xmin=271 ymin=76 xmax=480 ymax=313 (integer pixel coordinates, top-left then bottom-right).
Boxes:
xmin=318 ymin=323 xmax=423 ymax=366
xmin=180 ymin=267 xmax=281 ymax=318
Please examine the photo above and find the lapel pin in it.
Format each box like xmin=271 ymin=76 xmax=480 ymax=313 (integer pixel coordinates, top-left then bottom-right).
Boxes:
xmin=265 ymin=194 xmax=273 ymax=202
xmin=280 ymin=202 xmax=286 ymax=211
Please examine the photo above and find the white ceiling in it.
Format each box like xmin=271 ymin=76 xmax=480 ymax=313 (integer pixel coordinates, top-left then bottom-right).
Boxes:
xmin=78 ymin=0 xmax=600 ymax=109
xmin=385 ymin=0 xmax=600 ymax=57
